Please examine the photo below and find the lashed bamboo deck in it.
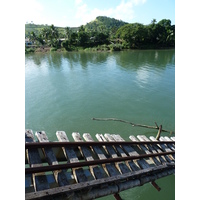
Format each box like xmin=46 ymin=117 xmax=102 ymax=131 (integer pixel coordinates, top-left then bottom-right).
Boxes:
xmin=25 ymin=130 xmax=175 ymax=200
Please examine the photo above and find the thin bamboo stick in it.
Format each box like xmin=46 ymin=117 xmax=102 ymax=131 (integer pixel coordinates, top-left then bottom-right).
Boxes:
xmin=92 ymin=118 xmax=175 ymax=134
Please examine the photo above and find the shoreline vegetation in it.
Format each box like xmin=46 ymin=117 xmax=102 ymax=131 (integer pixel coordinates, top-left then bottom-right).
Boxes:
xmin=25 ymin=16 xmax=175 ymax=54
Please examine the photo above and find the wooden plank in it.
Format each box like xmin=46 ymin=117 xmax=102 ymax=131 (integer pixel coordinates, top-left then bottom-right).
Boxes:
xmin=56 ymin=131 xmax=90 ymax=183
xmin=56 ymin=131 xmax=79 ymax=163
xmin=90 ymin=134 xmax=120 ymax=177
xmin=112 ymin=134 xmax=139 ymax=156
xmin=35 ymin=131 xmax=74 ymax=187
xmin=104 ymin=134 xmax=128 ymax=158
xmin=129 ymin=135 xmax=152 ymax=169
xmin=129 ymin=135 xmax=165 ymax=185
xmin=138 ymin=135 xmax=169 ymax=177
xmin=137 ymin=135 xmax=161 ymax=166
xmin=111 ymin=134 xmax=141 ymax=171
xmin=25 ymin=129 xmax=50 ymax=192
xmin=84 ymin=135 xmax=120 ymax=176
xmin=114 ymin=134 xmax=155 ymax=184
xmin=88 ymin=134 xmax=140 ymax=193
xmin=149 ymin=136 xmax=175 ymax=161
xmin=170 ymin=137 xmax=175 ymax=141
xmin=104 ymin=133 xmax=131 ymax=174
xmin=149 ymin=136 xmax=174 ymax=163
xmin=25 ymin=174 xmax=34 ymax=193
xmin=112 ymin=134 xmax=174 ymax=188
xmin=129 ymin=135 xmax=144 ymax=154
xmin=35 ymin=131 xmax=58 ymax=165
xmin=140 ymin=135 xmax=169 ymax=164
xmin=89 ymin=134 xmax=108 ymax=160
xmin=95 ymin=133 xmax=115 ymax=158
xmin=164 ymin=136 xmax=175 ymax=150
xmin=159 ymin=137 xmax=175 ymax=159
xmin=107 ymin=134 xmax=143 ymax=191
xmin=73 ymin=132 xmax=107 ymax=180
xmin=83 ymin=133 xmax=120 ymax=197
xmin=73 ymin=133 xmax=94 ymax=161
xmin=72 ymin=132 xmax=94 ymax=161
xmin=26 ymin=164 xmax=173 ymax=200
xmin=110 ymin=134 xmax=144 ymax=174
xmin=149 ymin=136 xmax=175 ymax=175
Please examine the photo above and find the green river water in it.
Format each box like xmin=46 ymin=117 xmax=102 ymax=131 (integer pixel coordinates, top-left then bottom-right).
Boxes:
xmin=25 ymin=49 xmax=175 ymax=200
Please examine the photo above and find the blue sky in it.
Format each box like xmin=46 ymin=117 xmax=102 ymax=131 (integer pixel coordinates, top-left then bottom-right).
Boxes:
xmin=25 ymin=0 xmax=175 ymax=27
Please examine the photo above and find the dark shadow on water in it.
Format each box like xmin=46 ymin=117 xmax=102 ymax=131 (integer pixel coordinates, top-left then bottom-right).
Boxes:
xmin=115 ymin=49 xmax=175 ymax=71
xmin=25 ymin=49 xmax=175 ymax=72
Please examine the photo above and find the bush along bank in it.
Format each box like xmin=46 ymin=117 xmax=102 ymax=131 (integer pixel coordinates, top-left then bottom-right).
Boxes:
xmin=26 ymin=18 xmax=175 ymax=53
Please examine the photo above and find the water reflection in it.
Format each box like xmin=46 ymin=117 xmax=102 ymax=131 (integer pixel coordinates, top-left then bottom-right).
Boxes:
xmin=25 ymin=53 xmax=45 ymax=67
xmin=26 ymin=50 xmax=174 ymax=73
xmin=61 ymin=52 xmax=110 ymax=69
xmin=115 ymin=50 xmax=175 ymax=71
xmin=136 ymin=68 xmax=150 ymax=87
xmin=38 ymin=53 xmax=62 ymax=70
xmin=25 ymin=49 xmax=175 ymax=139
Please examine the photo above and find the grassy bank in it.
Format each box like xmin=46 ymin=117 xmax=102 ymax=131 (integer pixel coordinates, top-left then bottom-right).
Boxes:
xmin=26 ymin=43 xmax=174 ymax=54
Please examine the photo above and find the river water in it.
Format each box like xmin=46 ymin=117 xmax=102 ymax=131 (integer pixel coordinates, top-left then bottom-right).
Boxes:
xmin=25 ymin=49 xmax=175 ymax=200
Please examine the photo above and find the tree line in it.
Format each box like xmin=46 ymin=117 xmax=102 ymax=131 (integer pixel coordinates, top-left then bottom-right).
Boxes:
xmin=28 ymin=18 xmax=175 ymax=52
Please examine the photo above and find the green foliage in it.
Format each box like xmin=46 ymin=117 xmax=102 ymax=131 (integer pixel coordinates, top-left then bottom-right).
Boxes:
xmin=116 ymin=23 xmax=147 ymax=48
xmin=50 ymin=47 xmax=57 ymax=52
xmin=25 ymin=17 xmax=175 ymax=53
xmin=25 ymin=23 xmax=78 ymax=38
xmin=40 ymin=25 xmax=60 ymax=47
xmin=25 ymin=48 xmax=35 ymax=54
xmin=29 ymin=31 xmax=44 ymax=45
xmin=85 ymin=16 xmax=128 ymax=31
xmin=122 ymin=41 xmax=130 ymax=49
xmin=78 ymin=31 xmax=89 ymax=46
xmin=109 ymin=44 xmax=123 ymax=51
xmin=116 ymin=19 xmax=175 ymax=48
xmin=69 ymin=32 xmax=78 ymax=46
xmin=61 ymin=40 xmax=69 ymax=50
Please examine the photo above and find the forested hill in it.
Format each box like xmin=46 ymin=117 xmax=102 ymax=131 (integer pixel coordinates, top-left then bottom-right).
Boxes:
xmin=25 ymin=16 xmax=127 ymax=37
xmin=84 ymin=16 xmax=128 ymax=31
xmin=25 ymin=23 xmax=78 ymax=38
xmin=25 ymin=16 xmax=175 ymax=53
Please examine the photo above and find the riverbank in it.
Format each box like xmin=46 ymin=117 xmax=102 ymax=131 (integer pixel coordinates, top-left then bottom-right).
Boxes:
xmin=25 ymin=44 xmax=174 ymax=54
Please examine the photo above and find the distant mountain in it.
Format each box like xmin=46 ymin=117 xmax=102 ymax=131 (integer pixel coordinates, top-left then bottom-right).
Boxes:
xmin=84 ymin=16 xmax=128 ymax=31
xmin=25 ymin=16 xmax=128 ymax=37
xmin=25 ymin=23 xmax=63 ymax=37
xmin=25 ymin=23 xmax=47 ymax=36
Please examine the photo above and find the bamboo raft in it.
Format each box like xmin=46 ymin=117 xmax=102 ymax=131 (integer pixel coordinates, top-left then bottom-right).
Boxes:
xmin=25 ymin=130 xmax=175 ymax=200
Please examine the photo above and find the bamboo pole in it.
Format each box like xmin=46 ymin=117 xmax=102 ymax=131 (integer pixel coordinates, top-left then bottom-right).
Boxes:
xmin=156 ymin=125 xmax=162 ymax=140
xmin=92 ymin=118 xmax=175 ymax=134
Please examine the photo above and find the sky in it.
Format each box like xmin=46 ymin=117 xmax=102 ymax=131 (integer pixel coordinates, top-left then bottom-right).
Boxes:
xmin=25 ymin=0 xmax=175 ymax=27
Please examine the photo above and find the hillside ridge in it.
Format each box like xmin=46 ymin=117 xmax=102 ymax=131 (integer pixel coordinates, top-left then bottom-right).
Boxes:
xmin=25 ymin=16 xmax=128 ymax=36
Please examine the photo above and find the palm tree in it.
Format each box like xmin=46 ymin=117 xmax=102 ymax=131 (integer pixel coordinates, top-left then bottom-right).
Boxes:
xmin=48 ymin=25 xmax=59 ymax=47
xmin=64 ymin=27 xmax=72 ymax=40
xmin=29 ymin=31 xmax=37 ymax=43
xmin=41 ymin=27 xmax=50 ymax=44
xmin=40 ymin=25 xmax=59 ymax=47
xmin=49 ymin=25 xmax=59 ymax=40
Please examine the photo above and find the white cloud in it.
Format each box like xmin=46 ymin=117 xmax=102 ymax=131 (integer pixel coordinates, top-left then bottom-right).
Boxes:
xmin=75 ymin=0 xmax=83 ymax=5
xmin=24 ymin=0 xmax=43 ymax=23
xmin=24 ymin=0 xmax=147 ymax=27
xmin=74 ymin=0 xmax=147 ymax=25
xmin=132 ymin=0 xmax=146 ymax=5
xmin=114 ymin=0 xmax=135 ymax=21
xmin=24 ymin=0 xmax=65 ymax=26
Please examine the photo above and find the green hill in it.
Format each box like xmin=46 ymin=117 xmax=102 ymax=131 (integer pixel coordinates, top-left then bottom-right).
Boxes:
xmin=25 ymin=17 xmax=174 ymax=51
xmin=84 ymin=16 xmax=128 ymax=31
xmin=25 ymin=23 xmax=46 ymax=37
xmin=25 ymin=16 xmax=128 ymax=37
xmin=25 ymin=23 xmax=78 ymax=38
